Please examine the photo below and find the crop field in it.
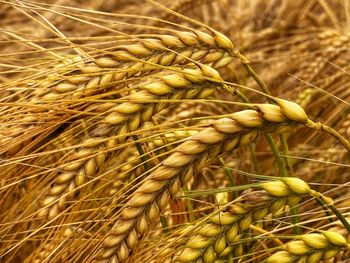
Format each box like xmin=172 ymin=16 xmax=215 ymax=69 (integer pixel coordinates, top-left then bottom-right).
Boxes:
xmin=0 ymin=1 xmax=350 ymax=262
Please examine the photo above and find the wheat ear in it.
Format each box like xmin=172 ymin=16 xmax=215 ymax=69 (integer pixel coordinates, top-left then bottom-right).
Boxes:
xmin=266 ymin=231 xmax=349 ymax=263
xmin=107 ymin=130 xmax=199 ymax=205
xmin=96 ymin=100 xmax=309 ymax=262
xmin=33 ymin=29 xmax=233 ymax=102
xmin=178 ymin=177 xmax=311 ymax=262
xmin=2 ymin=29 xmax=233 ymax=156
xmin=38 ymin=66 xmax=225 ymax=219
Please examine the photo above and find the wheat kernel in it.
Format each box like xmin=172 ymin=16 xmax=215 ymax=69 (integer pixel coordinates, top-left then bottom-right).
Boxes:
xmin=323 ymin=248 xmax=340 ymax=260
xmin=187 ymin=236 xmax=211 ymax=249
xmin=232 ymin=110 xmax=264 ymax=128
xmin=211 ymin=212 xmax=239 ymax=225
xmin=176 ymin=31 xmax=198 ymax=46
xmin=203 ymin=245 xmax=216 ymax=263
xmin=321 ymin=231 xmax=348 ymax=246
xmin=261 ymin=181 xmax=291 ymax=197
xmin=282 ymin=177 xmax=310 ymax=194
xmin=225 ymin=224 xmax=239 ymax=243
xmin=301 ymin=234 xmax=328 ymax=249
xmin=266 ymin=251 xmax=294 ymax=263
xmin=142 ymin=82 xmax=172 ymax=95
xmin=274 ymin=98 xmax=308 ymax=123
xmin=124 ymin=44 xmax=150 ymax=56
xmin=163 ymin=152 xmax=193 ymax=167
xmin=214 ymin=235 xmax=226 ymax=254
xmin=284 ymin=241 xmax=310 ymax=255
xmin=179 ymin=248 xmax=202 ymax=262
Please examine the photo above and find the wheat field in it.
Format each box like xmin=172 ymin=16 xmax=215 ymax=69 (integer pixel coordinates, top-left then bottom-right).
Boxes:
xmin=1 ymin=1 xmax=350 ymax=262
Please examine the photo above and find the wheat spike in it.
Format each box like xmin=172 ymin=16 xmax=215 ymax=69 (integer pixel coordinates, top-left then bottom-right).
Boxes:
xmin=39 ymin=66 xmax=225 ymax=219
xmin=2 ymin=29 xmax=233 ymax=156
xmin=96 ymin=100 xmax=309 ymax=262
xmin=32 ymin=30 xmax=233 ymax=103
xmin=178 ymin=178 xmax=311 ymax=262
xmin=106 ymin=129 xmax=199 ymax=207
xmin=267 ymin=231 xmax=349 ymax=263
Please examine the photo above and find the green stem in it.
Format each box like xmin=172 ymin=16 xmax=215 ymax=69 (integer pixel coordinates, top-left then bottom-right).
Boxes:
xmin=280 ymin=135 xmax=293 ymax=176
xmin=219 ymin=157 xmax=237 ymax=199
xmin=290 ymin=206 xmax=302 ymax=235
xmin=132 ymin=135 xmax=151 ymax=172
xmin=233 ymin=52 xmax=291 ymax=179
xmin=327 ymin=205 xmax=350 ymax=233
xmin=160 ymin=215 xmax=169 ymax=233
xmin=249 ymin=144 xmax=261 ymax=175
xmin=268 ymin=133 xmax=302 ymax=233
xmin=315 ymin=197 xmax=335 ymax=222
xmin=183 ymin=185 xmax=195 ymax=222
xmin=265 ymin=134 xmax=288 ymax=178
xmin=228 ymin=86 xmax=290 ymax=181
xmin=310 ymin=190 xmax=350 ymax=234
xmin=280 ymin=135 xmax=300 ymax=232
xmin=307 ymin=119 xmax=350 ymax=152
xmin=234 ymin=51 xmax=272 ymax=100
xmin=236 ymin=89 xmax=250 ymax=103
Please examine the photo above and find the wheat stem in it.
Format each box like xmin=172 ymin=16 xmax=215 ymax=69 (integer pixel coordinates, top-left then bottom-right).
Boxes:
xmin=233 ymin=52 xmax=303 ymax=234
xmin=307 ymin=119 xmax=350 ymax=152
xmin=265 ymin=134 xmax=288 ymax=178
xmin=133 ymin=135 xmax=152 ymax=172
xmin=310 ymin=190 xmax=350 ymax=234
xmin=219 ymin=157 xmax=237 ymax=200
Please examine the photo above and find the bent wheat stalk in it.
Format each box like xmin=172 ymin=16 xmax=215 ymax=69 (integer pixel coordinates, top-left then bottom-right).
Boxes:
xmin=96 ymin=99 xmax=309 ymax=262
